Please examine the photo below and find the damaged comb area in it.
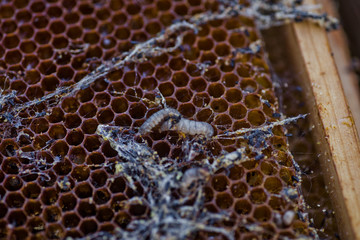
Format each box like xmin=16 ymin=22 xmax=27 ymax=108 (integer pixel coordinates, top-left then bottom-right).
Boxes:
xmin=0 ymin=0 xmax=336 ymax=239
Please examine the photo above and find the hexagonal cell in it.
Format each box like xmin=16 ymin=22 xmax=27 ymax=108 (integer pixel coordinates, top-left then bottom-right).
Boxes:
xmin=51 ymin=140 xmax=69 ymax=157
xmin=43 ymin=206 xmax=61 ymax=223
xmin=234 ymin=199 xmax=252 ymax=215
xmin=78 ymin=201 xmax=96 ymax=218
xmin=41 ymin=188 xmax=59 ymax=205
xmin=25 ymin=200 xmax=42 ymax=217
xmin=153 ymin=141 xmax=170 ymax=158
xmin=208 ymin=83 xmax=225 ymax=98
xmin=66 ymin=129 xmax=84 ymax=146
xmin=22 ymin=182 xmax=41 ymax=199
xmin=75 ymin=182 xmax=93 ymax=199
xmin=129 ymin=203 xmax=147 ymax=216
xmin=96 ymin=207 xmax=114 ymax=222
xmin=246 ymin=170 xmax=264 ymax=187
xmin=25 ymin=85 xmax=44 ymax=99
xmin=211 ymin=99 xmax=228 ymax=113
xmin=71 ymin=166 xmax=90 ymax=181
xmin=97 ymin=108 xmax=115 ymax=124
xmin=59 ymin=193 xmax=77 ymax=212
xmin=264 ymin=177 xmax=283 ymax=194
xmin=250 ymin=188 xmax=268 ymax=204
xmin=79 ymin=102 xmax=97 ymax=118
xmin=6 ymin=192 xmax=25 ymax=208
xmin=211 ymin=175 xmax=229 ymax=192
xmin=3 ymin=35 xmax=20 ymax=49
xmin=63 ymin=213 xmax=80 ymax=228
xmin=115 ymin=211 xmax=131 ymax=229
xmin=48 ymin=107 xmax=64 ymax=123
xmin=110 ymin=177 xmax=127 ymax=193
xmin=175 ymin=88 xmax=193 ymax=103
xmin=4 ymin=175 xmax=22 ymax=191
xmin=90 ymin=170 xmax=108 ymax=188
xmin=253 ymin=206 xmax=272 ymax=222
xmin=230 ymin=181 xmax=247 ymax=198
xmin=46 ymin=224 xmax=64 ymax=239
xmin=248 ymin=110 xmax=266 ymax=126
xmin=53 ymin=159 xmax=72 ymax=176
xmin=2 ymin=20 xmax=17 ymax=33
xmin=8 ymin=210 xmax=27 ymax=227
xmin=215 ymin=192 xmax=233 ymax=209
xmin=5 ymin=50 xmax=22 ymax=64
xmin=27 ymin=217 xmax=45 ymax=234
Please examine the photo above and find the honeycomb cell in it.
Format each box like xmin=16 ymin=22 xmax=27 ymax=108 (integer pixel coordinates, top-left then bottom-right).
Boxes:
xmin=3 ymin=35 xmax=20 ymax=49
xmin=211 ymin=99 xmax=228 ymax=113
xmin=71 ymin=166 xmax=90 ymax=181
xmin=10 ymin=80 xmax=27 ymax=94
xmin=246 ymin=170 xmax=264 ymax=187
xmin=250 ymin=188 xmax=267 ymax=204
xmin=115 ymin=114 xmax=132 ymax=127
xmin=214 ymin=114 xmax=232 ymax=130
xmin=78 ymin=201 xmax=96 ymax=217
xmin=39 ymin=60 xmax=57 ymax=75
xmin=212 ymin=175 xmax=229 ymax=192
xmin=67 ymin=26 xmax=83 ymax=39
xmin=264 ymin=177 xmax=283 ymax=194
xmin=49 ymin=124 xmax=67 ymax=139
xmin=48 ymin=6 xmax=63 ymax=18
xmin=8 ymin=210 xmax=27 ymax=227
xmin=59 ymin=193 xmax=77 ymax=212
xmin=110 ymin=194 xmax=127 ymax=212
xmin=35 ymin=30 xmax=51 ymax=44
xmin=48 ymin=107 xmax=65 ymax=123
xmin=41 ymin=188 xmax=58 ymax=205
xmin=30 ymin=118 xmax=49 ymax=133
xmin=97 ymin=108 xmax=115 ymax=124
xmin=43 ymin=206 xmax=61 ymax=222
xmin=253 ymin=206 xmax=272 ymax=222
xmin=65 ymin=114 xmax=82 ymax=129
xmin=245 ymin=94 xmax=261 ymax=109
xmin=63 ymin=213 xmax=80 ymax=228
xmin=153 ymin=141 xmax=170 ymax=158
xmin=198 ymin=38 xmax=214 ymax=51
xmin=31 ymin=1 xmax=45 ymax=12
xmin=83 ymin=136 xmax=101 ymax=152
xmin=93 ymin=188 xmax=111 ymax=204
xmin=19 ymin=25 xmax=34 ymax=39
xmin=175 ymin=88 xmax=192 ymax=102
xmin=4 ymin=175 xmax=23 ymax=191
xmin=75 ymin=182 xmax=93 ymax=199
xmin=25 ymin=200 xmax=42 ymax=217
xmin=6 ymin=192 xmax=25 ymax=208
xmin=234 ymin=199 xmax=252 ymax=215
xmin=1 ymin=140 xmax=18 ymax=157
xmin=231 ymin=181 xmax=247 ymax=198
xmin=79 ymin=103 xmax=97 ymax=118
xmin=27 ymin=217 xmax=45 ymax=233
xmin=81 ymin=119 xmax=99 ymax=134
xmin=204 ymin=67 xmax=221 ymax=82
xmin=248 ymin=110 xmax=266 ymax=126
xmin=110 ymin=177 xmax=126 ymax=193
xmin=5 ymin=50 xmax=22 ymax=64
xmin=46 ymin=224 xmax=64 ymax=239
xmin=129 ymin=103 xmax=147 ymax=119
xmin=58 ymin=66 xmax=74 ymax=80
xmin=96 ymin=207 xmax=114 ymax=222
xmin=215 ymin=192 xmax=233 ymax=209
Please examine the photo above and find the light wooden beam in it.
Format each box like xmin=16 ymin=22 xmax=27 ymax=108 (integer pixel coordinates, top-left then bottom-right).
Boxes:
xmin=281 ymin=1 xmax=360 ymax=238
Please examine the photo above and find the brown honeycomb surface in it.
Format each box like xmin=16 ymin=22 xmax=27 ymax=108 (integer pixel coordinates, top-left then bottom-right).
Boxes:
xmin=0 ymin=0 xmax=329 ymax=239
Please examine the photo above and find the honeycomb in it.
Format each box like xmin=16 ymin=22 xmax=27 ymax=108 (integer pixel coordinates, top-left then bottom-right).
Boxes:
xmin=0 ymin=0 xmax=321 ymax=239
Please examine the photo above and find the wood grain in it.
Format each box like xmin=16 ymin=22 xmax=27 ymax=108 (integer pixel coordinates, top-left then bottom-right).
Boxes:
xmin=318 ymin=0 xmax=360 ymax=140
xmin=282 ymin=1 xmax=360 ymax=238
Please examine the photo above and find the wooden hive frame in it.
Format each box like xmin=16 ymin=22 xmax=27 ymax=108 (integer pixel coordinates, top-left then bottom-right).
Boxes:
xmin=269 ymin=0 xmax=360 ymax=238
